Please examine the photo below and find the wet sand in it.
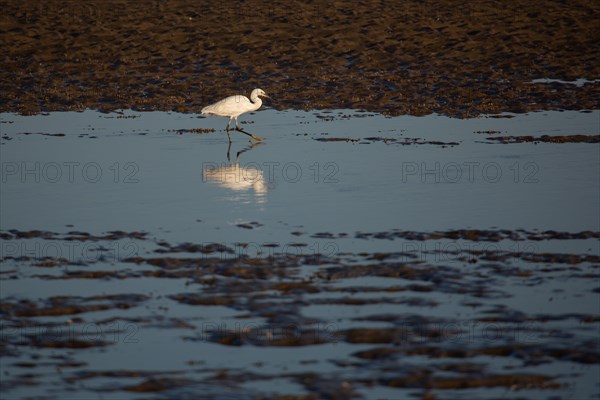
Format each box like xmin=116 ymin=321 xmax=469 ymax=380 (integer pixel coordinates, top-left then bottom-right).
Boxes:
xmin=1 ymin=0 xmax=599 ymax=116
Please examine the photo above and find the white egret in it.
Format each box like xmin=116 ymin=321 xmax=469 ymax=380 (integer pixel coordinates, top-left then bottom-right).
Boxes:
xmin=201 ymin=88 xmax=269 ymax=141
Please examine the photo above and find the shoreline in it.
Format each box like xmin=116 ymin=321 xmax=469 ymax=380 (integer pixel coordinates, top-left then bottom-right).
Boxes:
xmin=1 ymin=0 xmax=599 ymax=117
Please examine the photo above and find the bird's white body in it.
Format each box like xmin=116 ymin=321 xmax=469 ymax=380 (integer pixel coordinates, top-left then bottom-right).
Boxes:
xmin=201 ymin=90 xmax=263 ymax=118
xmin=201 ymin=88 xmax=269 ymax=141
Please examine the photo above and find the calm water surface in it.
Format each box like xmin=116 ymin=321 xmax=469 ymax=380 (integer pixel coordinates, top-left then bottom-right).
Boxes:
xmin=1 ymin=109 xmax=598 ymax=399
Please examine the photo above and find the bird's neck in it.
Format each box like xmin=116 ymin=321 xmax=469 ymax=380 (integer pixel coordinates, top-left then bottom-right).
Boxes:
xmin=250 ymin=97 xmax=262 ymax=111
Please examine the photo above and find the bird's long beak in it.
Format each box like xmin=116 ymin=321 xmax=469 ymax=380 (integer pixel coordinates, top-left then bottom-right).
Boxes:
xmin=262 ymin=94 xmax=271 ymax=99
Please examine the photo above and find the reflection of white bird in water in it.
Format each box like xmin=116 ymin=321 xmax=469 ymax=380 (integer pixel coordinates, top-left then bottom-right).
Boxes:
xmin=201 ymin=88 xmax=269 ymax=142
xmin=203 ymin=164 xmax=267 ymax=195
xmin=202 ymin=142 xmax=267 ymax=203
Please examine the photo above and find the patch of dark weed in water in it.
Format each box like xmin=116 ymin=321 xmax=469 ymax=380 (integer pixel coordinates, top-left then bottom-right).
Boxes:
xmin=174 ymin=128 xmax=215 ymax=134
xmin=1 ymin=229 xmax=147 ymax=241
xmin=17 ymin=132 xmax=65 ymax=137
xmin=1 ymin=294 xmax=149 ymax=317
xmin=486 ymin=134 xmax=600 ymax=143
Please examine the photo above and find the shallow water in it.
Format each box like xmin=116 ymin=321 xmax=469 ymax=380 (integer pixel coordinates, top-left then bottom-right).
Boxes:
xmin=2 ymin=109 xmax=598 ymax=235
xmin=1 ymin=109 xmax=599 ymax=399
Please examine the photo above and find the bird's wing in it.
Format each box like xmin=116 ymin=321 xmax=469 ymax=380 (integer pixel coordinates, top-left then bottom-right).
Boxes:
xmin=201 ymin=95 xmax=252 ymax=116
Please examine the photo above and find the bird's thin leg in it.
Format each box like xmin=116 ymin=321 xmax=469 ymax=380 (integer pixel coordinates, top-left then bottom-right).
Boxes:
xmin=234 ymin=117 xmax=265 ymax=141
xmin=228 ymin=118 xmax=232 ymax=131
xmin=225 ymin=118 xmax=232 ymax=142
xmin=226 ymin=141 xmax=232 ymax=163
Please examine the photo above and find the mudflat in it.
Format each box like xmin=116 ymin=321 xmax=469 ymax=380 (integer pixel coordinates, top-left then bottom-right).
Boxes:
xmin=1 ymin=0 xmax=599 ymax=116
